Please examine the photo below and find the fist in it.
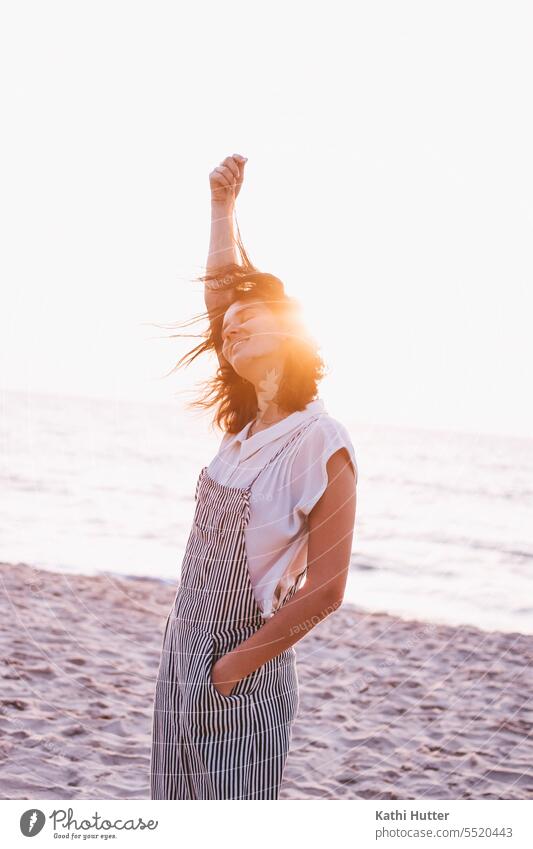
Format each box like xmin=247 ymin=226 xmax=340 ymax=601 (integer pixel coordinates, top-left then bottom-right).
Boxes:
xmin=209 ymin=153 xmax=247 ymax=206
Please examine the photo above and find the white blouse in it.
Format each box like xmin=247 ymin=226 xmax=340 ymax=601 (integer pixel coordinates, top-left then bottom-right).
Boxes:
xmin=206 ymin=398 xmax=358 ymax=620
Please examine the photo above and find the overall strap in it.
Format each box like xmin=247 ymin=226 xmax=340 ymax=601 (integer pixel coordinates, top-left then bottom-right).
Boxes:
xmin=245 ymin=414 xmax=322 ymax=492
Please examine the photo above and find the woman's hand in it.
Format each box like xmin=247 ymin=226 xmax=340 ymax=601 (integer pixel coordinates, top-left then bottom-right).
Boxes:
xmin=210 ymin=654 xmax=241 ymax=697
xmin=209 ymin=153 xmax=247 ymax=207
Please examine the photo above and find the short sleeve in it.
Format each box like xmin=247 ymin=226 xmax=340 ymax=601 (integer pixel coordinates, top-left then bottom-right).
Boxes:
xmin=291 ymin=417 xmax=358 ymax=518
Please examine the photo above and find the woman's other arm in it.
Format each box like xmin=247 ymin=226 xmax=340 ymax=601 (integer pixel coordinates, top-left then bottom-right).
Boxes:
xmin=205 ymin=154 xmax=247 ymax=368
xmin=211 ymin=447 xmax=357 ymax=694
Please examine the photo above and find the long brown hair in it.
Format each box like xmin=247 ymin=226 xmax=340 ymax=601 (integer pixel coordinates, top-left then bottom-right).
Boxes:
xmin=162 ymin=219 xmax=326 ymax=434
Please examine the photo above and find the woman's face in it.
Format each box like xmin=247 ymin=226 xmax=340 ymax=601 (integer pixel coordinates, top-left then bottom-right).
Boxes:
xmin=221 ymin=298 xmax=286 ymax=376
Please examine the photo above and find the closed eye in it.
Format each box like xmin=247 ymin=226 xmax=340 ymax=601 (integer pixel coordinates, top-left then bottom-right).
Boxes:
xmin=222 ymin=308 xmax=256 ymax=342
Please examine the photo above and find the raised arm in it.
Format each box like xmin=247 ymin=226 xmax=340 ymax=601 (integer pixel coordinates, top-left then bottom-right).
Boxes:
xmin=205 ymin=153 xmax=248 ymax=368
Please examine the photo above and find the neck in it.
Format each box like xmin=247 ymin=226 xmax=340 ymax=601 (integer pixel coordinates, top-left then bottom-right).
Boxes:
xmin=243 ymin=358 xmax=286 ymax=404
xmin=256 ymin=401 xmax=286 ymax=421
xmin=248 ymin=403 xmax=289 ymax=437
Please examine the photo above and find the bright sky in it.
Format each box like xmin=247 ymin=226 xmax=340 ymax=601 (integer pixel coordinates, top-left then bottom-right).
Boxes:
xmin=1 ymin=1 xmax=532 ymax=438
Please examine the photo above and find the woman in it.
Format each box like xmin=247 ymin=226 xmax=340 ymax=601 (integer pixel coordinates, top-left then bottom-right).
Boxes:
xmin=150 ymin=153 xmax=358 ymax=800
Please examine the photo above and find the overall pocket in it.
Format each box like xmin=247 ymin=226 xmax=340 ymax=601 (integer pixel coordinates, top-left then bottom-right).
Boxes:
xmin=208 ymin=636 xmax=261 ymax=700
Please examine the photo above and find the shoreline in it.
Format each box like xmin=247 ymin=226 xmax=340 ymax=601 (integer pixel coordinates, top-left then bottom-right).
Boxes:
xmin=5 ymin=558 xmax=530 ymax=639
xmin=0 ymin=561 xmax=531 ymax=800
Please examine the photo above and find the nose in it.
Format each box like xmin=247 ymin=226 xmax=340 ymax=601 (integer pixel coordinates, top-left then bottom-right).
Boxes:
xmin=224 ymin=321 xmax=242 ymax=344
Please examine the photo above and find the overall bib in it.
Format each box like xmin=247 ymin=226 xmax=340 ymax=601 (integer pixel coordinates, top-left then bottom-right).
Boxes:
xmin=150 ymin=416 xmax=320 ymax=800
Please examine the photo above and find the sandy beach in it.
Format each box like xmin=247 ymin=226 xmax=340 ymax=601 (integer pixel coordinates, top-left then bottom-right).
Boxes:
xmin=0 ymin=561 xmax=531 ymax=801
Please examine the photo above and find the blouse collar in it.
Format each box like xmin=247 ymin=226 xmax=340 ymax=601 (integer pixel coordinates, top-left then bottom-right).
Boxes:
xmin=234 ymin=398 xmax=326 ymax=463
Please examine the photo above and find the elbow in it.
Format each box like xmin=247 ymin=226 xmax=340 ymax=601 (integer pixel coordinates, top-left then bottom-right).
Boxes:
xmin=325 ymin=592 xmax=344 ymax=616
xmin=306 ymin=572 xmax=347 ymax=621
xmin=324 ymin=573 xmax=348 ymax=615
xmin=317 ymin=586 xmax=345 ymax=620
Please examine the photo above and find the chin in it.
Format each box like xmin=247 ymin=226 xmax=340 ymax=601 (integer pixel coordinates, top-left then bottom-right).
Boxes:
xmin=231 ymin=356 xmax=253 ymax=377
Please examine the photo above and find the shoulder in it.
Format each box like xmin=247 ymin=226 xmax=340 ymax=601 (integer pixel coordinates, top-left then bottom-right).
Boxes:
xmin=297 ymin=414 xmax=358 ymax=483
xmin=218 ymin=430 xmax=233 ymax=449
xmin=216 ymin=429 xmax=238 ymax=454
xmin=290 ymin=414 xmax=358 ymax=517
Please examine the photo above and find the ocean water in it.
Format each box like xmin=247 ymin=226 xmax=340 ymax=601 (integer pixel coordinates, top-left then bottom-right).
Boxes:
xmin=1 ymin=389 xmax=532 ymax=635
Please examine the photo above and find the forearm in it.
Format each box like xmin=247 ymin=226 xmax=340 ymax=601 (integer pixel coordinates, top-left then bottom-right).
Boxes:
xmin=207 ymin=200 xmax=238 ymax=274
xmin=220 ymin=579 xmax=342 ymax=685
xmin=204 ymin=200 xmax=239 ymax=363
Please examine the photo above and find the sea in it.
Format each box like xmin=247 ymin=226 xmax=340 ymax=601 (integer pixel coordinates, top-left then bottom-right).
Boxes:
xmin=1 ymin=389 xmax=532 ymax=635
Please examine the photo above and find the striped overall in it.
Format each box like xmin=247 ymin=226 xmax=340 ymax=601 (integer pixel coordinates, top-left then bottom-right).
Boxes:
xmin=150 ymin=417 xmax=320 ymax=800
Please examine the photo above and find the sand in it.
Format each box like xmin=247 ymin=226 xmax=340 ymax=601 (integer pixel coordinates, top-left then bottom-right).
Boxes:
xmin=0 ymin=561 xmax=531 ymax=800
